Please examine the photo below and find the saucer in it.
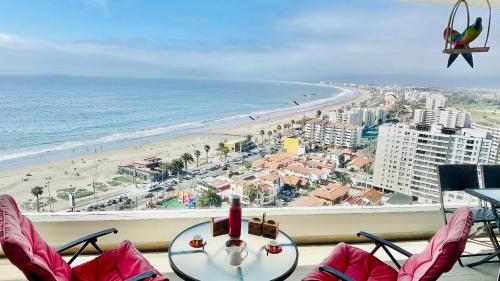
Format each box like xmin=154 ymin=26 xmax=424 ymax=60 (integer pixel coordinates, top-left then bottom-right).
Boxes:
xmin=265 ymin=245 xmax=282 ymax=254
xmin=225 ymin=239 xmax=247 ymax=250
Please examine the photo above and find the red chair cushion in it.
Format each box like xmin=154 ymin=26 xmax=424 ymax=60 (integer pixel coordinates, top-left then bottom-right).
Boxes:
xmin=302 ymin=242 xmax=398 ymax=281
xmin=72 ymin=240 xmax=167 ymax=281
xmin=398 ymin=207 xmax=473 ymax=281
xmin=0 ymin=195 xmax=72 ymax=281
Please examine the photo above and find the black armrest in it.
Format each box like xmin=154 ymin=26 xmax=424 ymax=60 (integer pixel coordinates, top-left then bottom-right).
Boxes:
xmin=56 ymin=228 xmax=118 ymax=264
xmin=56 ymin=228 xmax=118 ymax=253
xmin=125 ymin=271 xmax=157 ymax=281
xmin=357 ymin=231 xmax=413 ymax=258
xmin=319 ymin=266 xmax=354 ymax=281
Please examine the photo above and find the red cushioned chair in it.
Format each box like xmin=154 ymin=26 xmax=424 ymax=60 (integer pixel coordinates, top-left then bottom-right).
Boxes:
xmin=0 ymin=194 xmax=167 ymax=281
xmin=303 ymin=207 xmax=473 ymax=281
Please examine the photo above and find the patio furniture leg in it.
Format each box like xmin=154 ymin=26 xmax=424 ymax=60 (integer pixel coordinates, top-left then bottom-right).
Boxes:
xmin=466 ymin=249 xmax=500 ymax=267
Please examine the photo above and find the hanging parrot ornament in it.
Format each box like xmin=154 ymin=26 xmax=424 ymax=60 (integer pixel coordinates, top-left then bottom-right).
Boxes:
xmin=443 ymin=17 xmax=483 ymax=68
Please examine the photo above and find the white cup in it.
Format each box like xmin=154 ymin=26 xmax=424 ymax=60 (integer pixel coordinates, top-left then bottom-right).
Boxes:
xmin=192 ymin=235 xmax=204 ymax=247
xmin=226 ymin=246 xmax=248 ymax=266
xmin=266 ymin=239 xmax=280 ymax=252
xmin=267 ymin=240 xmax=279 ymax=247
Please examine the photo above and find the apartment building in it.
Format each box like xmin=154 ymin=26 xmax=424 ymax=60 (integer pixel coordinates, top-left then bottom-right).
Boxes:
xmin=373 ymin=123 xmax=493 ymax=203
xmin=425 ymin=94 xmax=447 ymax=111
xmin=413 ymin=107 xmax=470 ymax=129
xmin=472 ymin=123 xmax=500 ymax=164
xmin=362 ymin=107 xmax=387 ymax=128
xmin=329 ymin=107 xmax=363 ymax=126
xmin=413 ymin=108 xmax=436 ymax=125
xmin=304 ymin=119 xmax=362 ymax=148
xmin=437 ymin=107 xmax=471 ymax=128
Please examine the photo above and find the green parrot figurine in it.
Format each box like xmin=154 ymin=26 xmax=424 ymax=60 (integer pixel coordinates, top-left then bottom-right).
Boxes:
xmin=443 ymin=17 xmax=483 ymax=68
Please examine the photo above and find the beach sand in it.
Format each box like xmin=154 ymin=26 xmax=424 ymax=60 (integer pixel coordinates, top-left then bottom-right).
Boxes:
xmin=0 ymin=87 xmax=370 ymax=211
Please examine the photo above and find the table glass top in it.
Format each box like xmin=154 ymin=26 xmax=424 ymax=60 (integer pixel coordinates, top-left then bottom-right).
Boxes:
xmin=465 ymin=188 xmax=500 ymax=205
xmin=168 ymin=221 xmax=298 ymax=281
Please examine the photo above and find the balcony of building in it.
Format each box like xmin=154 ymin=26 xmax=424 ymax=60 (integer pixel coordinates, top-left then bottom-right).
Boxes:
xmin=0 ymin=205 xmax=498 ymax=280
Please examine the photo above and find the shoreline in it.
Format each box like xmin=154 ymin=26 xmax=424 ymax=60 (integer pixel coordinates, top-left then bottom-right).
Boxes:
xmin=0 ymin=83 xmax=352 ymax=171
xmin=0 ymin=86 xmax=369 ymax=211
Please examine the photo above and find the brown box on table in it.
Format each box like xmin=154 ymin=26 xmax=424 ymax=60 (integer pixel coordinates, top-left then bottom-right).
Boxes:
xmin=248 ymin=217 xmax=263 ymax=236
xmin=262 ymin=219 xmax=279 ymax=239
xmin=211 ymin=217 xmax=229 ymax=237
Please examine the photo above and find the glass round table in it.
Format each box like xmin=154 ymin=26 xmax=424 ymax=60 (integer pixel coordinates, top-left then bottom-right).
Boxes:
xmin=168 ymin=220 xmax=299 ymax=281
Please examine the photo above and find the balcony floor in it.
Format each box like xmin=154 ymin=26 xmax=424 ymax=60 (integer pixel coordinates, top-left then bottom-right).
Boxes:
xmin=0 ymin=240 xmax=498 ymax=280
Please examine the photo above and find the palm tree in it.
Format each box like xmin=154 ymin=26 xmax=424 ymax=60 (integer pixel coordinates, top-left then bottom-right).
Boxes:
xmin=339 ymin=173 xmax=352 ymax=187
xmin=194 ymin=150 xmax=201 ymax=167
xmin=181 ymin=152 xmax=194 ymax=169
xmin=246 ymin=135 xmax=252 ymax=142
xmin=31 ymin=186 xmax=44 ymax=212
xmin=204 ymin=144 xmax=210 ymax=163
xmin=244 ymin=184 xmax=259 ymax=206
xmin=277 ymin=124 xmax=282 ymax=132
xmin=259 ymin=129 xmax=265 ymax=144
xmin=197 ymin=188 xmax=222 ymax=208
xmin=168 ymin=159 xmax=184 ymax=176
xmin=222 ymin=147 xmax=230 ymax=163
xmin=267 ymin=130 xmax=272 ymax=142
xmin=160 ymin=162 xmax=169 ymax=180
xmin=217 ymin=143 xmax=225 ymax=160
xmin=316 ymin=110 xmax=322 ymax=118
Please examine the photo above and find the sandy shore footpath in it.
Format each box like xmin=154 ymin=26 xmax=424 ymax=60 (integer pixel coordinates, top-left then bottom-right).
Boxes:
xmin=0 ymin=87 xmax=369 ymax=211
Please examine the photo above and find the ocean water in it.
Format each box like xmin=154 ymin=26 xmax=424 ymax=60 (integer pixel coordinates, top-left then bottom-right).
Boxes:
xmin=0 ymin=75 xmax=346 ymax=168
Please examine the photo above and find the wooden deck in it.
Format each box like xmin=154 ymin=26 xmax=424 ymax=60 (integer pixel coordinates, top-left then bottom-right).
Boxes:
xmin=0 ymin=240 xmax=498 ymax=280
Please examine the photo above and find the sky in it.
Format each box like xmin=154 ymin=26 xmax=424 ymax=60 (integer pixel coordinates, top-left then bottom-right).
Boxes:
xmin=0 ymin=0 xmax=499 ymax=87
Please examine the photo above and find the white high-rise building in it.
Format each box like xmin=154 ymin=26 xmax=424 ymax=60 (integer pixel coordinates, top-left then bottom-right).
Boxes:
xmin=305 ymin=119 xmax=362 ymax=147
xmin=363 ymin=107 xmax=387 ymax=128
xmin=472 ymin=123 xmax=500 ymax=164
xmin=329 ymin=107 xmax=363 ymax=126
xmin=373 ymin=123 xmax=493 ymax=203
xmin=437 ymin=107 xmax=471 ymax=128
xmin=413 ymin=109 xmax=436 ymax=125
xmin=413 ymin=107 xmax=470 ymax=129
xmin=425 ymin=94 xmax=447 ymax=111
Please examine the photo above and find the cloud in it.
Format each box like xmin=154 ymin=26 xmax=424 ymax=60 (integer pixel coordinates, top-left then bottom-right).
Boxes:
xmin=0 ymin=5 xmax=498 ymax=87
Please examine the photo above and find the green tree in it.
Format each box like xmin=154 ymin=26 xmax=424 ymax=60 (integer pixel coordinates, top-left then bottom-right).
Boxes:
xmin=181 ymin=152 xmax=194 ymax=169
xmin=204 ymin=144 xmax=210 ymax=163
xmin=259 ymin=129 xmax=265 ymax=144
xmin=244 ymin=184 xmax=259 ymax=205
xmin=243 ymin=160 xmax=252 ymax=171
xmin=338 ymin=173 xmax=352 ymax=187
xmin=283 ymin=123 xmax=289 ymax=134
xmin=197 ymin=188 xmax=222 ymax=208
xmin=217 ymin=143 xmax=225 ymax=160
xmin=246 ymin=135 xmax=252 ymax=142
xmin=31 ymin=185 xmax=44 ymax=212
xmin=194 ymin=150 xmax=201 ymax=167
xmin=316 ymin=110 xmax=322 ymax=118
xmin=160 ymin=162 xmax=169 ymax=181
xmin=222 ymin=147 xmax=230 ymax=163
xmin=267 ymin=130 xmax=272 ymax=142
xmin=168 ymin=159 xmax=184 ymax=176
xmin=338 ymin=154 xmax=347 ymax=168
xmin=277 ymin=124 xmax=282 ymax=132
